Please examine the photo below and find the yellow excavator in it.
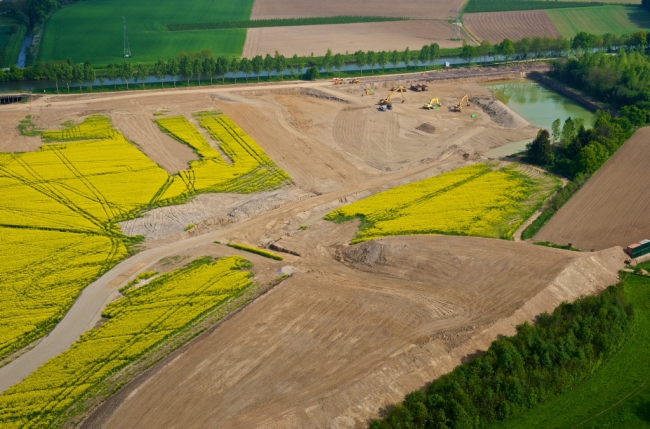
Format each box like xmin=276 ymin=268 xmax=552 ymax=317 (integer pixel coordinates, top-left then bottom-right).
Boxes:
xmin=453 ymin=95 xmax=470 ymax=112
xmin=379 ymin=86 xmax=405 ymax=107
xmin=349 ymin=78 xmax=360 ymax=84
xmin=423 ymin=97 xmax=441 ymax=110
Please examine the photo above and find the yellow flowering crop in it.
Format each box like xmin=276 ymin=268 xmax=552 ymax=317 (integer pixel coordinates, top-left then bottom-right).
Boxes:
xmin=0 ymin=114 xmax=289 ymax=361
xmin=0 ymin=256 xmax=254 ymax=428
xmin=327 ymin=164 xmax=560 ymax=243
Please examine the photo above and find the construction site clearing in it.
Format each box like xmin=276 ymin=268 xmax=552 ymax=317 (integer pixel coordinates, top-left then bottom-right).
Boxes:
xmin=1 ymin=66 xmax=631 ymax=428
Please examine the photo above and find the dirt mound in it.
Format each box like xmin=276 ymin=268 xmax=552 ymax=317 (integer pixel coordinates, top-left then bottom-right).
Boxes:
xmin=472 ymin=95 xmax=530 ymax=128
xmin=91 ymin=236 xmax=625 ymax=429
xmin=536 ymin=127 xmax=650 ymax=251
xmin=416 ymin=122 xmax=437 ymax=133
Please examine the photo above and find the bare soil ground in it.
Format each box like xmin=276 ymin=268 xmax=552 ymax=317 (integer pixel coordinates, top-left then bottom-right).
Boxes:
xmin=89 ymin=228 xmax=625 ymax=429
xmin=535 ymin=127 xmax=650 ymax=251
xmin=250 ymin=0 xmax=466 ymax=20
xmin=463 ymin=11 xmax=561 ymax=43
xmin=243 ymin=20 xmax=467 ymax=58
xmin=1 ymin=73 xmax=590 ymax=426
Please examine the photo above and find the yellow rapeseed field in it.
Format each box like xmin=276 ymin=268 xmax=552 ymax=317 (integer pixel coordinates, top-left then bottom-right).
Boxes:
xmin=326 ymin=163 xmax=559 ymax=243
xmin=0 ymin=256 xmax=254 ymax=428
xmin=0 ymin=113 xmax=289 ymax=361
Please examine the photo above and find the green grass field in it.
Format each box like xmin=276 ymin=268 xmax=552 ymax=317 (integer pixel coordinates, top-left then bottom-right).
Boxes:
xmin=38 ymin=0 xmax=253 ymax=65
xmin=546 ymin=5 xmax=650 ymax=37
xmin=494 ymin=272 xmax=650 ymax=429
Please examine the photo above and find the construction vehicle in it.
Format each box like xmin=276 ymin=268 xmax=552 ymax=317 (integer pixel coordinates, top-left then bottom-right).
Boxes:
xmin=379 ymin=105 xmax=387 ymax=112
xmin=452 ymin=94 xmax=470 ymax=112
xmin=349 ymin=78 xmax=360 ymax=84
xmin=411 ymin=83 xmax=429 ymax=92
xmin=332 ymin=78 xmax=344 ymax=85
xmin=423 ymin=97 xmax=441 ymax=110
xmin=379 ymin=86 xmax=405 ymax=106
xmin=364 ymin=88 xmax=375 ymax=95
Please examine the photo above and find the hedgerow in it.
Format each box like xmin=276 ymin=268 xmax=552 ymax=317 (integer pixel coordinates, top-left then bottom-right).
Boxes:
xmin=166 ymin=16 xmax=407 ymax=31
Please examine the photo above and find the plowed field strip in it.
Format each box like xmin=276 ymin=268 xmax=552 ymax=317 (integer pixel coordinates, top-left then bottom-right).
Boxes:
xmin=463 ymin=10 xmax=561 ymax=43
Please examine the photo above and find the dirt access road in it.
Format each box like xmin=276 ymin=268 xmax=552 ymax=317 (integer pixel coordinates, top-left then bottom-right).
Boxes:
xmin=0 ymin=68 xmax=613 ymax=426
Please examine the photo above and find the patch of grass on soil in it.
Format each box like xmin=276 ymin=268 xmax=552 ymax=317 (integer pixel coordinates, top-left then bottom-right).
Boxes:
xmin=546 ymin=5 xmax=650 ymax=37
xmin=533 ymin=241 xmax=581 ymax=251
xmin=226 ymin=243 xmax=283 ymax=261
xmin=493 ymin=273 xmax=650 ymax=429
xmin=18 ymin=115 xmax=42 ymax=137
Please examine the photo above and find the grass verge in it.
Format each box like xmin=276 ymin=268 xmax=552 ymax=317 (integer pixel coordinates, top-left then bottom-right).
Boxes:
xmin=227 ymin=243 xmax=283 ymax=261
xmin=167 ymin=16 xmax=408 ymax=31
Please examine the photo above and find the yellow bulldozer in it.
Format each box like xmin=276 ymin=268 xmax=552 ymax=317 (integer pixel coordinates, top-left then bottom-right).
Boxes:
xmin=379 ymin=86 xmax=405 ymax=107
xmin=423 ymin=97 xmax=441 ymax=110
xmin=349 ymin=78 xmax=360 ymax=84
xmin=452 ymin=94 xmax=470 ymax=112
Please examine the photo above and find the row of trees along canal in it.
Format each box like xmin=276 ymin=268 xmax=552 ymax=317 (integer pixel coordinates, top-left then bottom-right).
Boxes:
xmin=3 ymin=30 xmax=650 ymax=90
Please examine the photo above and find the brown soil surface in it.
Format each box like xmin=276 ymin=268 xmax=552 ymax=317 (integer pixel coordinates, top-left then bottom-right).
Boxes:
xmin=243 ymin=21 xmax=468 ymax=58
xmin=464 ymin=11 xmax=561 ymax=43
xmin=535 ymin=127 xmax=650 ymax=251
xmin=250 ymin=0 xmax=466 ymax=20
xmin=0 ymin=73 xmax=583 ymax=425
xmin=90 ymin=230 xmax=625 ymax=429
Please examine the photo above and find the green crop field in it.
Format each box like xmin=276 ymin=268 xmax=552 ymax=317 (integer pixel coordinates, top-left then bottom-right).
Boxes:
xmin=546 ymin=5 xmax=650 ymax=37
xmin=494 ymin=273 xmax=650 ymax=429
xmin=38 ymin=0 xmax=254 ymax=65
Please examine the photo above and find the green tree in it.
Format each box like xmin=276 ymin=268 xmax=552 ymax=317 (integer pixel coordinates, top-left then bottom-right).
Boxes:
xmin=295 ymin=54 xmax=305 ymax=80
xmin=377 ymin=51 xmax=388 ymax=73
xmin=203 ymin=57 xmax=216 ymax=85
xmin=366 ymin=50 xmax=377 ymax=73
xmin=252 ymin=55 xmax=263 ymax=82
xmin=119 ymin=62 xmax=132 ymax=90
xmin=527 ymin=129 xmax=554 ymax=165
xmin=306 ymin=66 xmax=320 ymax=81
xmin=390 ymin=50 xmax=400 ymax=70
xmin=135 ymin=63 xmax=148 ymax=89
xmin=354 ymin=50 xmax=366 ymax=75
xmin=83 ymin=62 xmax=95 ymax=92
xmin=26 ymin=0 xmax=57 ymax=23
xmin=430 ymin=42 xmax=441 ymax=64
xmin=46 ymin=62 xmax=60 ymax=93
xmin=419 ymin=44 xmax=430 ymax=70
xmin=402 ymin=47 xmax=411 ymax=71
xmin=167 ymin=58 xmax=180 ymax=88
xmin=60 ymin=62 xmax=73 ymax=93
xmin=106 ymin=63 xmax=118 ymax=91
xmin=194 ymin=58 xmax=204 ymax=86
xmin=274 ymin=52 xmax=287 ymax=81
xmin=216 ymin=56 xmax=228 ymax=84
xmin=479 ymin=39 xmax=492 ymax=64
xmin=551 ymin=118 xmax=561 ymax=143
xmin=153 ymin=59 xmax=166 ymax=88
xmin=72 ymin=63 xmax=84 ymax=93
xmin=240 ymin=57 xmax=253 ymax=83
xmin=229 ymin=57 xmax=240 ymax=83
xmin=333 ymin=53 xmax=345 ymax=77
xmin=499 ymin=38 xmax=515 ymax=62
xmin=263 ymin=54 xmax=274 ymax=80
xmin=322 ymin=48 xmax=333 ymax=76
xmin=180 ymin=56 xmax=193 ymax=87
xmin=461 ymin=42 xmax=478 ymax=65
xmin=561 ymin=117 xmax=576 ymax=147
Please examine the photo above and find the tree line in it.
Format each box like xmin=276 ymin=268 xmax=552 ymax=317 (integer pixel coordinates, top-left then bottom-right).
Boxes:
xmin=370 ymin=284 xmax=633 ymax=429
xmin=2 ymin=30 xmax=650 ymax=89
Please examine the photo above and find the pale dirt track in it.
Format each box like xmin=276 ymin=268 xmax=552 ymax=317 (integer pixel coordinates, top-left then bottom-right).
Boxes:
xmin=463 ymin=11 xmax=561 ymax=43
xmin=250 ymin=0 xmax=466 ymax=20
xmin=535 ymin=127 xmax=650 ymax=251
xmin=0 ymin=71 xmax=619 ymax=426
xmin=243 ymin=20 xmax=467 ymax=58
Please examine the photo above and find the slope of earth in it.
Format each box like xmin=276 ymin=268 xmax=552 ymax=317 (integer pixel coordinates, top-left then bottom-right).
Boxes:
xmin=88 ymin=229 xmax=626 ymax=429
xmin=546 ymin=5 xmax=650 ymax=37
xmin=535 ymin=127 xmax=650 ymax=251
xmin=463 ymin=11 xmax=561 ymax=43
xmin=38 ymin=0 xmax=253 ymax=65
xmin=250 ymin=0 xmax=466 ymax=20
xmin=243 ymin=20 xmax=467 ymax=58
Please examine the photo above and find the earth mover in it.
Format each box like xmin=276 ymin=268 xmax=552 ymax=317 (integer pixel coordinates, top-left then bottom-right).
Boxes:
xmin=453 ymin=94 xmax=470 ymax=112
xmin=423 ymin=98 xmax=441 ymax=109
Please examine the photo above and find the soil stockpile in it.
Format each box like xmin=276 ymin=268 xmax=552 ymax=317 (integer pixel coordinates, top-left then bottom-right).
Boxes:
xmin=251 ymin=0 xmax=465 ymax=20
xmin=243 ymin=21 xmax=466 ymax=58
xmin=535 ymin=127 xmax=650 ymax=251
xmin=472 ymin=95 xmax=530 ymax=128
xmin=464 ymin=11 xmax=561 ymax=43
xmin=89 ymin=232 xmax=625 ymax=429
